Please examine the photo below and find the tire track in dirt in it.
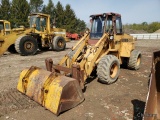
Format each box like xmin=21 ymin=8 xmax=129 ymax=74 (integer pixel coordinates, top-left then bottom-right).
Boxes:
xmin=0 ymin=88 xmax=38 ymax=117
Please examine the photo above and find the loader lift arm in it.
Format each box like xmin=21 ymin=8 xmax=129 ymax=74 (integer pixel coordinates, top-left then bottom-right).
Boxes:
xmin=46 ymin=32 xmax=110 ymax=88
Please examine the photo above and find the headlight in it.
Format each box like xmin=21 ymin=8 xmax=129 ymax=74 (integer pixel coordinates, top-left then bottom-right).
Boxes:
xmin=110 ymin=35 xmax=114 ymax=40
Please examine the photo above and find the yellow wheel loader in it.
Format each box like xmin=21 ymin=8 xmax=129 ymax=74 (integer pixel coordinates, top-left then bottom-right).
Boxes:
xmin=0 ymin=20 xmax=26 ymax=54
xmin=0 ymin=13 xmax=69 ymax=56
xmin=17 ymin=12 xmax=141 ymax=115
xmin=143 ymin=51 xmax=160 ymax=120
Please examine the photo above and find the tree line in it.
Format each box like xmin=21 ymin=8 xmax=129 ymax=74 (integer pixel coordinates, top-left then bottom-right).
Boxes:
xmin=0 ymin=0 xmax=86 ymax=33
xmin=123 ymin=22 xmax=160 ymax=33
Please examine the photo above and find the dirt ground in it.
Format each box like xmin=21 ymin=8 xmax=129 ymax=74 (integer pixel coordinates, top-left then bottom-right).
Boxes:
xmin=0 ymin=39 xmax=160 ymax=120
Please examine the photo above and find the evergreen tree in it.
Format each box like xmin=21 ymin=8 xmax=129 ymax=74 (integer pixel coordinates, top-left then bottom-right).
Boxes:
xmin=10 ymin=0 xmax=30 ymax=27
xmin=46 ymin=0 xmax=55 ymax=24
xmin=55 ymin=1 xmax=64 ymax=28
xmin=0 ymin=0 xmax=11 ymax=20
xmin=30 ymin=0 xmax=43 ymax=13
xmin=64 ymin=4 xmax=77 ymax=33
xmin=75 ymin=19 xmax=86 ymax=33
xmin=41 ymin=5 xmax=46 ymax=13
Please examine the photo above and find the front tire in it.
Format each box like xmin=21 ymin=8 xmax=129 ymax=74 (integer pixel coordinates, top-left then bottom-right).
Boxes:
xmin=97 ymin=55 xmax=120 ymax=84
xmin=52 ymin=36 xmax=66 ymax=51
xmin=128 ymin=50 xmax=141 ymax=70
xmin=15 ymin=35 xmax=38 ymax=56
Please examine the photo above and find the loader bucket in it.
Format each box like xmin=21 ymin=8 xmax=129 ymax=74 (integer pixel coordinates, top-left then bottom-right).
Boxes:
xmin=143 ymin=51 xmax=160 ymax=120
xmin=17 ymin=66 xmax=84 ymax=115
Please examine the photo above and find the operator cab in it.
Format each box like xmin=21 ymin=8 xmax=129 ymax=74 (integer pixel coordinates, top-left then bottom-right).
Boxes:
xmin=89 ymin=12 xmax=123 ymax=44
xmin=0 ymin=20 xmax=11 ymax=35
xmin=29 ymin=13 xmax=49 ymax=32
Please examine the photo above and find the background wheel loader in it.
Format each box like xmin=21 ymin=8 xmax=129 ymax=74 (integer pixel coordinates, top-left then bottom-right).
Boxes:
xmin=0 ymin=20 xmax=26 ymax=54
xmin=17 ymin=12 xmax=141 ymax=115
xmin=0 ymin=13 xmax=69 ymax=56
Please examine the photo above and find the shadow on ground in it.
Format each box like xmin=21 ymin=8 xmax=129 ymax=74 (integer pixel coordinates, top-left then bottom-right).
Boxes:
xmin=131 ymin=99 xmax=145 ymax=120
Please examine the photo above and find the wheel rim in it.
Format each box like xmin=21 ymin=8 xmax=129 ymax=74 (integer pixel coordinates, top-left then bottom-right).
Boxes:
xmin=110 ymin=62 xmax=118 ymax=78
xmin=57 ymin=40 xmax=64 ymax=48
xmin=136 ymin=55 xmax=141 ymax=66
xmin=24 ymin=41 xmax=34 ymax=51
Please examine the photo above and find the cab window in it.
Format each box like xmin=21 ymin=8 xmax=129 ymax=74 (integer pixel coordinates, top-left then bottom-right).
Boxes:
xmin=116 ymin=17 xmax=123 ymax=34
xmin=5 ymin=23 xmax=10 ymax=29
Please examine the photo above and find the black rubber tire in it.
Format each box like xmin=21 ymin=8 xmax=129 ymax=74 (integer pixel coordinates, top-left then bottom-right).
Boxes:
xmin=128 ymin=50 xmax=141 ymax=70
xmin=97 ymin=55 xmax=120 ymax=84
xmin=15 ymin=35 xmax=38 ymax=56
xmin=8 ymin=44 xmax=17 ymax=53
xmin=52 ymin=36 xmax=66 ymax=51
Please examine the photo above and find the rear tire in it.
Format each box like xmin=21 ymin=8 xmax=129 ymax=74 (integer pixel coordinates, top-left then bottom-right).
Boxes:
xmin=97 ymin=55 xmax=120 ymax=84
xmin=15 ymin=35 xmax=38 ymax=56
xmin=128 ymin=50 xmax=141 ymax=70
xmin=52 ymin=36 xmax=66 ymax=51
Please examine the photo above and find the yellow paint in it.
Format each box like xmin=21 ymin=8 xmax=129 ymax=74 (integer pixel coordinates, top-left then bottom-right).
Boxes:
xmin=17 ymin=68 xmax=64 ymax=115
xmin=45 ymin=76 xmax=63 ymax=114
xmin=17 ymin=69 xmax=28 ymax=93
xmin=17 ymin=68 xmax=42 ymax=93
xmin=120 ymin=42 xmax=133 ymax=57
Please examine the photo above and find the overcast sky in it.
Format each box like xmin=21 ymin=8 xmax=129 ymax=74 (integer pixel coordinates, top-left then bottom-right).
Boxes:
xmin=38 ymin=0 xmax=160 ymax=24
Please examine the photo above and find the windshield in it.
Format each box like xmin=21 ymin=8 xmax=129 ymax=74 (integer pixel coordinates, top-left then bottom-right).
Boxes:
xmin=29 ymin=15 xmax=46 ymax=31
xmin=106 ymin=16 xmax=113 ymax=33
xmin=90 ymin=16 xmax=105 ymax=39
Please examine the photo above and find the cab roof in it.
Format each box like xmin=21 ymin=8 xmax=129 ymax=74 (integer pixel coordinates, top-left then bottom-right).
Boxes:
xmin=29 ymin=13 xmax=50 ymax=17
xmin=0 ymin=20 xmax=10 ymax=23
xmin=90 ymin=12 xmax=121 ymax=18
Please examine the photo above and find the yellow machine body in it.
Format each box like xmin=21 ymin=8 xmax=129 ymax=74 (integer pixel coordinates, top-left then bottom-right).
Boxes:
xmin=17 ymin=12 xmax=141 ymax=115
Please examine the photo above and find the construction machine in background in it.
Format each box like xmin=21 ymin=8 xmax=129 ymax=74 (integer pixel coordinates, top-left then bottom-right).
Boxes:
xmin=143 ymin=51 xmax=160 ymax=120
xmin=66 ymin=32 xmax=81 ymax=40
xmin=0 ymin=13 xmax=69 ymax=56
xmin=0 ymin=21 xmax=27 ymax=54
xmin=17 ymin=12 xmax=141 ymax=115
